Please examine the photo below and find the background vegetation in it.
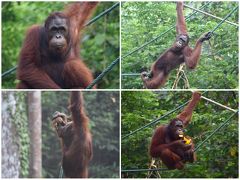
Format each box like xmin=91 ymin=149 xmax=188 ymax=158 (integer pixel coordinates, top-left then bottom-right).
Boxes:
xmin=2 ymin=2 xmax=119 ymax=89
xmin=121 ymin=2 xmax=238 ymax=89
xmin=121 ymin=91 xmax=238 ymax=178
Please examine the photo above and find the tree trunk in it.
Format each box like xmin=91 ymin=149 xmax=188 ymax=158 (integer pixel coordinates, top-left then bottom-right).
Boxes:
xmin=28 ymin=91 xmax=42 ymax=178
xmin=1 ymin=92 xmax=21 ymax=178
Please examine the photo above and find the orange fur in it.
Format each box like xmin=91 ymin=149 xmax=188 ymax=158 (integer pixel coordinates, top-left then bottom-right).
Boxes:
xmin=149 ymin=92 xmax=200 ymax=169
xmin=17 ymin=3 xmax=98 ymax=89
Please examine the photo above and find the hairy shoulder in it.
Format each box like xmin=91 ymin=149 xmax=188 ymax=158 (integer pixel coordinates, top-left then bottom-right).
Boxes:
xmin=152 ymin=125 xmax=167 ymax=141
xmin=25 ymin=25 xmax=41 ymax=37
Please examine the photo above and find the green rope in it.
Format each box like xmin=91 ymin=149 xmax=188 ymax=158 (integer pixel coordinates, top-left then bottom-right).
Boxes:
xmin=2 ymin=3 xmax=119 ymax=78
xmin=122 ymin=91 xmax=208 ymax=140
xmin=122 ymin=100 xmax=190 ymax=139
xmin=121 ymin=73 xmax=140 ymax=76
xmin=210 ymin=6 xmax=238 ymax=34
xmin=2 ymin=66 xmax=17 ymax=78
xmin=122 ymin=93 xmax=198 ymax=139
xmin=85 ymin=2 xmax=119 ymax=26
xmin=121 ymin=163 xmax=198 ymax=173
xmin=194 ymin=111 xmax=238 ymax=152
xmin=121 ymin=168 xmax=169 ymax=173
xmin=183 ymin=4 xmax=238 ymax=27
xmin=201 ymin=6 xmax=239 ymax=41
xmin=86 ymin=57 xmax=119 ymax=89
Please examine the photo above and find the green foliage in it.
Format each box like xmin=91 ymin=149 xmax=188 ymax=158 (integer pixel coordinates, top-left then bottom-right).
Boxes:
xmin=121 ymin=91 xmax=238 ymax=178
xmin=11 ymin=92 xmax=30 ymax=177
xmin=2 ymin=2 xmax=119 ymax=88
xmin=121 ymin=2 xmax=238 ymax=89
xmin=42 ymin=91 xmax=119 ymax=178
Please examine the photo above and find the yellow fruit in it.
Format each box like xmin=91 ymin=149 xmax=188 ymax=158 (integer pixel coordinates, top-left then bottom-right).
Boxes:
xmin=183 ymin=136 xmax=191 ymax=145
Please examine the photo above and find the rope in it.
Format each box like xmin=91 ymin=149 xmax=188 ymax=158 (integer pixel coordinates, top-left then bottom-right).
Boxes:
xmin=184 ymin=4 xmax=238 ymax=27
xmin=121 ymin=73 xmax=140 ymax=76
xmin=207 ymin=6 xmax=239 ymax=39
xmin=2 ymin=66 xmax=17 ymax=78
xmin=211 ymin=6 xmax=238 ymax=33
xmin=194 ymin=111 xmax=238 ymax=152
xmin=122 ymin=91 xmax=210 ymax=140
xmin=76 ymin=4 xmax=122 ymax=89
xmin=122 ymin=90 xmax=239 ymax=142
xmin=172 ymin=65 xmax=190 ymax=89
xmin=121 ymin=168 xmax=169 ymax=173
xmin=86 ymin=57 xmax=119 ymax=89
xmin=201 ymin=95 xmax=237 ymax=112
xmin=172 ymin=64 xmax=185 ymax=89
xmin=122 ymin=100 xmax=190 ymax=139
xmin=2 ymin=2 xmax=119 ymax=78
xmin=85 ymin=2 xmax=119 ymax=26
